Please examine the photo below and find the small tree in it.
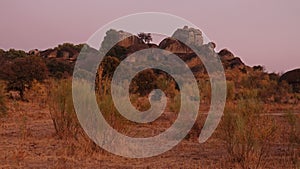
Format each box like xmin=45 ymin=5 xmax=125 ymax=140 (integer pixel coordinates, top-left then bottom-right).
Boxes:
xmin=5 ymin=49 xmax=27 ymax=58
xmin=137 ymin=32 xmax=152 ymax=44
xmin=2 ymin=56 xmax=48 ymax=100
xmin=45 ymin=59 xmax=73 ymax=79
xmin=130 ymin=69 xmax=157 ymax=96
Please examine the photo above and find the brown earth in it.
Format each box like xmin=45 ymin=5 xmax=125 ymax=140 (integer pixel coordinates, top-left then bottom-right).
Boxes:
xmin=0 ymin=101 xmax=299 ymax=169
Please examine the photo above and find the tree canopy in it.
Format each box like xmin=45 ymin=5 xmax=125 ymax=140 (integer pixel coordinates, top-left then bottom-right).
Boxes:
xmin=137 ymin=33 xmax=152 ymax=44
xmin=2 ymin=56 xmax=48 ymax=100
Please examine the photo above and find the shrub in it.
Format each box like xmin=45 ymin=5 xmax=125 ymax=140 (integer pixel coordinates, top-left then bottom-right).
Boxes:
xmin=48 ymin=78 xmax=130 ymax=153
xmin=168 ymin=93 xmax=181 ymax=113
xmin=219 ymin=99 xmax=276 ymax=169
xmin=130 ymin=69 xmax=158 ymax=96
xmin=48 ymin=79 xmax=107 ymax=154
xmin=45 ymin=59 xmax=73 ymax=79
xmin=2 ymin=56 xmax=48 ymax=100
xmin=106 ymin=45 xmax=128 ymax=60
xmin=47 ymin=79 xmax=81 ymax=139
xmin=198 ymin=78 xmax=211 ymax=104
xmin=97 ymin=93 xmax=128 ymax=132
xmin=5 ymin=49 xmax=27 ymax=58
xmin=236 ymin=71 xmax=292 ymax=103
xmin=155 ymin=73 xmax=178 ymax=99
xmin=0 ymin=81 xmax=7 ymax=116
xmin=95 ymin=56 xmax=120 ymax=96
xmin=137 ymin=32 xmax=152 ymax=44
xmin=226 ymin=81 xmax=236 ymax=100
xmin=26 ymin=80 xmax=48 ymax=108
xmin=286 ymin=112 xmax=300 ymax=168
xmin=100 ymin=56 xmax=120 ymax=79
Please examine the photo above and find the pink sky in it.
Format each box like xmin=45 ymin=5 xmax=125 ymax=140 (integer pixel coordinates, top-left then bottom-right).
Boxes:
xmin=0 ymin=0 xmax=299 ymax=72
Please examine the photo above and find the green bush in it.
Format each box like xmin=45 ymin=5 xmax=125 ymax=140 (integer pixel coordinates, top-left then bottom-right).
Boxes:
xmin=5 ymin=49 xmax=27 ymax=58
xmin=45 ymin=59 xmax=73 ymax=79
xmin=130 ymin=69 xmax=158 ymax=96
xmin=3 ymin=56 xmax=48 ymax=100
xmin=106 ymin=45 xmax=128 ymax=60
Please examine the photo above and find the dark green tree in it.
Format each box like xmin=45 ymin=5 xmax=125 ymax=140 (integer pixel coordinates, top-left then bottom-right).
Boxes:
xmin=99 ymin=56 xmax=120 ymax=79
xmin=137 ymin=33 xmax=152 ymax=44
xmin=3 ymin=56 xmax=48 ymax=100
xmin=131 ymin=69 xmax=157 ymax=96
xmin=45 ymin=59 xmax=74 ymax=79
xmin=5 ymin=49 xmax=27 ymax=58
xmin=106 ymin=45 xmax=128 ymax=60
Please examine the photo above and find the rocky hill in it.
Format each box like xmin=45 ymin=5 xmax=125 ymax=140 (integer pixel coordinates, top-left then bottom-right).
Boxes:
xmin=0 ymin=26 xmax=299 ymax=93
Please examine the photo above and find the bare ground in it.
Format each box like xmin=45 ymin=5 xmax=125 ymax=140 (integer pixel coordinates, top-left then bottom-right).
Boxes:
xmin=0 ymin=101 xmax=299 ymax=169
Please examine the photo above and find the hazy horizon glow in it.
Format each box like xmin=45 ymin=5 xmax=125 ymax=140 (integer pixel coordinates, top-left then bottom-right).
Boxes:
xmin=1 ymin=0 xmax=299 ymax=72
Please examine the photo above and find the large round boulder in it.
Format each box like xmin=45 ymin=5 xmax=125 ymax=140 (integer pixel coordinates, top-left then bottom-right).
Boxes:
xmin=280 ymin=68 xmax=300 ymax=93
xmin=172 ymin=26 xmax=204 ymax=47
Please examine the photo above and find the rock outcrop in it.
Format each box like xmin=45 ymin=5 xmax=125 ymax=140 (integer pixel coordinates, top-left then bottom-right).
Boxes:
xmin=118 ymin=31 xmax=143 ymax=48
xmin=218 ymin=49 xmax=234 ymax=61
xmin=158 ymin=26 xmax=205 ymax=54
xmin=228 ymin=57 xmax=245 ymax=69
xmin=158 ymin=37 xmax=193 ymax=54
xmin=101 ymin=29 xmax=143 ymax=52
xmin=280 ymin=69 xmax=300 ymax=93
xmin=28 ymin=49 xmax=40 ymax=56
xmin=127 ymin=44 xmax=150 ymax=54
xmin=218 ymin=49 xmax=245 ymax=69
xmin=39 ymin=46 xmax=79 ymax=62
xmin=172 ymin=26 xmax=204 ymax=47
xmin=40 ymin=49 xmax=57 ymax=58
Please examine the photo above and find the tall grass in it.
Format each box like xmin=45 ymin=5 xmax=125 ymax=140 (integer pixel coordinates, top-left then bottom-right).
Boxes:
xmin=47 ymin=78 xmax=130 ymax=154
xmin=47 ymin=79 xmax=82 ymax=139
xmin=0 ymin=81 xmax=7 ymax=116
xmin=47 ymin=78 xmax=104 ymax=154
xmin=286 ymin=112 xmax=300 ymax=168
xmin=219 ymin=98 xmax=276 ymax=169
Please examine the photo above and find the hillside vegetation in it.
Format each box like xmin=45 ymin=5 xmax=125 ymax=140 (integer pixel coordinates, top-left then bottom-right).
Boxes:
xmin=0 ymin=27 xmax=299 ymax=168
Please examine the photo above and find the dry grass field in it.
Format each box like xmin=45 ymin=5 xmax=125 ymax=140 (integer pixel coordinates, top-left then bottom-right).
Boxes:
xmin=0 ymin=97 xmax=299 ymax=168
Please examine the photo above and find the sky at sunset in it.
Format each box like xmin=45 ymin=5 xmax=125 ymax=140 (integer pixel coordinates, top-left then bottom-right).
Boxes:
xmin=0 ymin=0 xmax=299 ymax=72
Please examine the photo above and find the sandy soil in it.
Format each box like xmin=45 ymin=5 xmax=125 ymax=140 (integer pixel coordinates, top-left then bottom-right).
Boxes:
xmin=0 ymin=101 xmax=299 ymax=169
